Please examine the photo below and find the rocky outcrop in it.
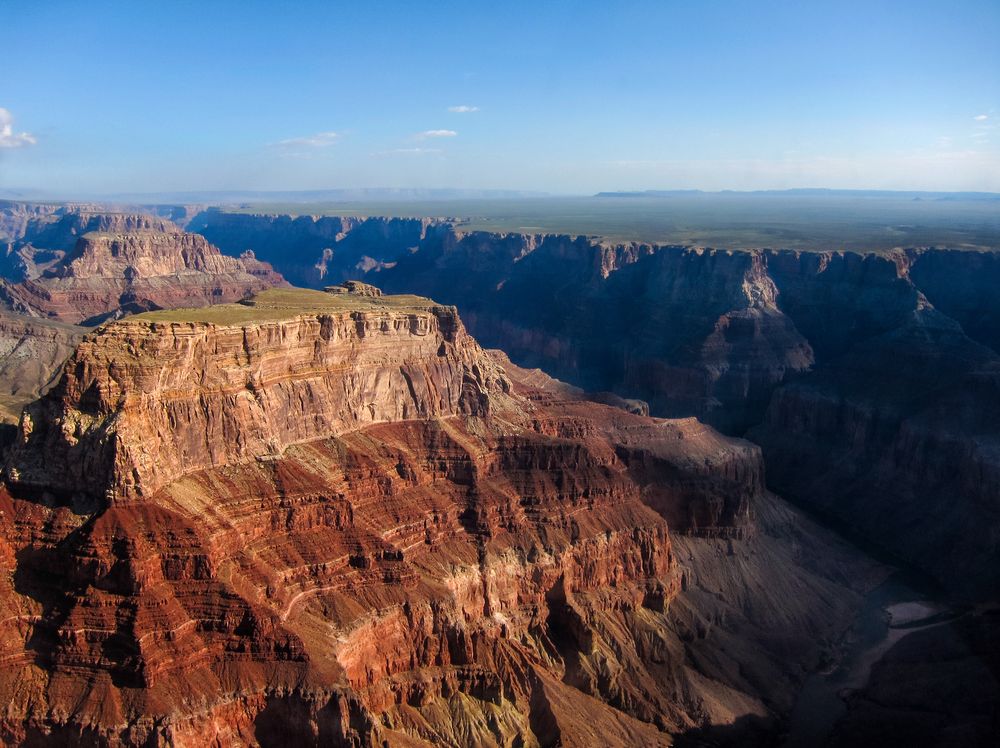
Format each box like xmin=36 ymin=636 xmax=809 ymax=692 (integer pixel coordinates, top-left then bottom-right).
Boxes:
xmin=0 ymin=286 xmax=879 ymax=746
xmin=1 ymin=222 xmax=286 ymax=324
xmin=6 ymin=289 xmax=508 ymax=504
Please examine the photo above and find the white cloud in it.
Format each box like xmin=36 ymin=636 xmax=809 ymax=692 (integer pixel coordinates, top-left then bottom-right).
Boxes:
xmin=974 ymin=114 xmax=989 ymax=121
xmin=448 ymin=105 xmax=479 ymax=113
xmin=0 ymin=108 xmax=37 ymax=149
xmin=276 ymin=131 xmax=340 ymax=147
xmin=416 ymin=129 xmax=457 ymax=139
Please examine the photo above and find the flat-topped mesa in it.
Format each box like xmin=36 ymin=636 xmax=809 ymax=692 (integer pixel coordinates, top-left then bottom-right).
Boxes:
xmin=5 ymin=288 xmax=510 ymax=504
xmin=49 ymin=230 xmax=263 ymax=280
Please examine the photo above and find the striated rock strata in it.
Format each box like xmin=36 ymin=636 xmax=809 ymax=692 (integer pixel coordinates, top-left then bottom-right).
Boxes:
xmin=0 ymin=287 xmax=877 ymax=746
xmin=1 ymin=218 xmax=286 ymax=325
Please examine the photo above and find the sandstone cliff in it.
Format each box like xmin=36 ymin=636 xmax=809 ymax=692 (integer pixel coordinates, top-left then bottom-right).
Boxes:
xmin=0 ymin=286 xmax=877 ymax=746
xmin=7 ymin=288 xmax=507 ymax=504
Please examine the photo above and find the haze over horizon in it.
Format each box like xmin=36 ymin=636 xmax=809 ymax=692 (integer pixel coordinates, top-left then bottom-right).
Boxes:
xmin=3 ymin=0 xmax=999 ymax=196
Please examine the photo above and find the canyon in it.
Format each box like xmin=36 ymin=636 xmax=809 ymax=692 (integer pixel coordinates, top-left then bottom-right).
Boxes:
xmin=0 ymin=284 xmax=885 ymax=746
xmin=0 ymin=203 xmax=995 ymax=745
xmin=0 ymin=209 xmax=287 ymax=425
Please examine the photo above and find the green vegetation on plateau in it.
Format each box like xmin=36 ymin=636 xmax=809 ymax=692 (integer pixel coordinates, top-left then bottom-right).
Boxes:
xmin=135 ymin=287 xmax=442 ymax=325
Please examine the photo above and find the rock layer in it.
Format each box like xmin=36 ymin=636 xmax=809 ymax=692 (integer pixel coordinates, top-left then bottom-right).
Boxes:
xmin=0 ymin=287 xmax=876 ymax=746
xmin=184 ymin=212 xmax=1000 ymax=597
xmin=1 ymin=220 xmax=285 ymax=324
xmin=7 ymin=289 xmax=506 ymax=504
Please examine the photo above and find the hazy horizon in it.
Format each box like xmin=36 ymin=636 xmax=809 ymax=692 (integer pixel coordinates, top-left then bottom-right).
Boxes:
xmin=3 ymin=1 xmax=998 ymax=195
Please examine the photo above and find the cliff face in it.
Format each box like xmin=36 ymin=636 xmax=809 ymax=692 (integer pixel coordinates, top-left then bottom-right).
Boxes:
xmin=750 ymin=308 xmax=1000 ymax=596
xmin=4 ymin=211 xmax=178 ymax=264
xmin=376 ymin=234 xmax=814 ymax=434
xmin=7 ymin=289 xmax=506 ymax=504
xmin=907 ymin=248 xmax=1000 ymax=354
xmin=742 ymin=250 xmax=1000 ymax=596
xmin=1 ymin=221 xmax=286 ymax=325
xmin=0 ymin=286 xmax=878 ymax=746
xmin=373 ymin=238 xmax=999 ymax=597
xmin=191 ymin=211 xmax=437 ymax=288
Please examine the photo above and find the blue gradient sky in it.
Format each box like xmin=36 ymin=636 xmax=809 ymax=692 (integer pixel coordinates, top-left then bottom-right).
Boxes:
xmin=2 ymin=0 xmax=998 ymax=194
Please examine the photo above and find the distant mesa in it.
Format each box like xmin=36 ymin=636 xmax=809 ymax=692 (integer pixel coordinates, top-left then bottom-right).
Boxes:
xmin=0 ymin=210 xmax=286 ymax=325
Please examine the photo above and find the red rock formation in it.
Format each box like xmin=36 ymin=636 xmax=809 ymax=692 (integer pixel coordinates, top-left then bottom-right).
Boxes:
xmin=0 ymin=286 xmax=843 ymax=746
xmin=1 ymin=218 xmax=285 ymax=325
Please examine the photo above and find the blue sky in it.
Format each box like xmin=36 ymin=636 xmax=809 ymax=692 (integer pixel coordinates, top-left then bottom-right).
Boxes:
xmin=2 ymin=0 xmax=998 ymax=195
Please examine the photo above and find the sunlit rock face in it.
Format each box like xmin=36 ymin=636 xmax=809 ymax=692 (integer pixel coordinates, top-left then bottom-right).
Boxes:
xmin=0 ymin=286 xmax=880 ymax=746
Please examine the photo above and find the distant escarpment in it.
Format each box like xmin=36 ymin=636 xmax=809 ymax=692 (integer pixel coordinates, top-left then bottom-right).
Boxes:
xmin=1 ymin=214 xmax=285 ymax=325
xmin=191 ymin=209 xmax=439 ymax=287
xmin=0 ymin=201 xmax=64 ymax=245
xmin=0 ymin=201 xmax=205 ymax=247
xmin=0 ymin=285 xmax=879 ymax=746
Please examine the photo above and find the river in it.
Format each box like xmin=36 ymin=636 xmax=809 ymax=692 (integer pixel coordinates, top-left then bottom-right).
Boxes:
xmin=781 ymin=571 xmax=963 ymax=747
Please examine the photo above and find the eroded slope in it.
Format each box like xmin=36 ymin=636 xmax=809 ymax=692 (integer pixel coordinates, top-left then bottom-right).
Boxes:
xmin=0 ymin=287 xmax=877 ymax=746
